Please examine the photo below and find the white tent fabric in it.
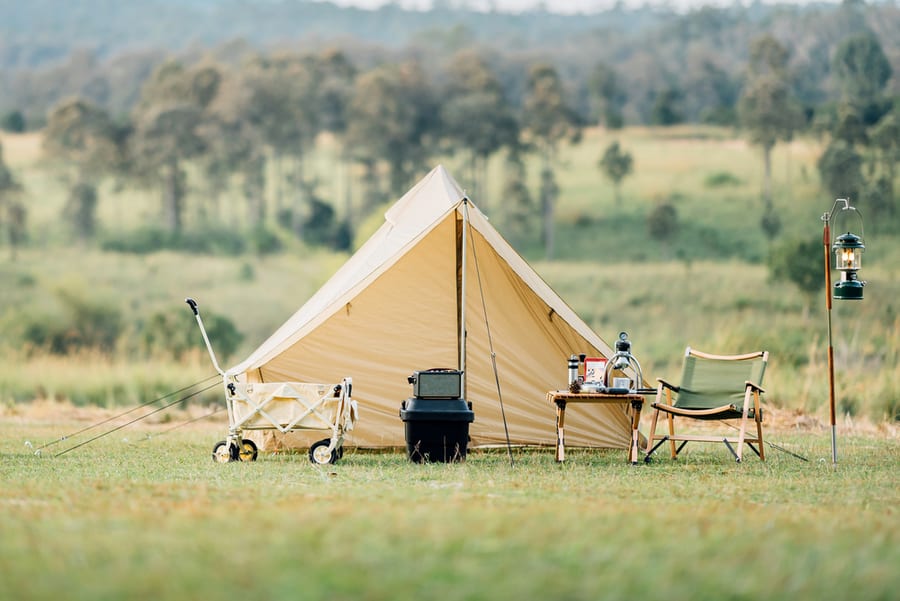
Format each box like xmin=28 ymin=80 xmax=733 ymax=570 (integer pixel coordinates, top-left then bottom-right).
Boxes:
xmin=229 ymin=165 xmax=634 ymax=450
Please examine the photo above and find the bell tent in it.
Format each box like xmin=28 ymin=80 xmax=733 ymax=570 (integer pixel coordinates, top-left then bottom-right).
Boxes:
xmin=228 ymin=165 xmax=635 ymax=450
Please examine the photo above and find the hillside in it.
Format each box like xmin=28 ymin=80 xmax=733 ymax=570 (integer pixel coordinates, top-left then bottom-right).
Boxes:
xmin=0 ymin=0 xmax=675 ymax=67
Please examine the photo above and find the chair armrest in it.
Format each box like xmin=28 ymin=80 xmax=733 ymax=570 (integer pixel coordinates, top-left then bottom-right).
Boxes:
xmin=745 ymin=380 xmax=765 ymax=394
xmin=656 ymin=377 xmax=679 ymax=392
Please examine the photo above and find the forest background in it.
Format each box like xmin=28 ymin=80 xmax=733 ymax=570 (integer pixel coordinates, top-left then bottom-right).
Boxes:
xmin=0 ymin=0 xmax=898 ymax=424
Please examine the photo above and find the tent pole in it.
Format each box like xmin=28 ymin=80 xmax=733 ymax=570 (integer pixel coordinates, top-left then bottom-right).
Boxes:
xmin=460 ymin=198 xmax=469 ymax=398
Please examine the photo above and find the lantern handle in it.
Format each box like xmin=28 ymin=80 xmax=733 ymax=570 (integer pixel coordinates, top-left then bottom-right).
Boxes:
xmin=822 ymin=198 xmax=865 ymax=244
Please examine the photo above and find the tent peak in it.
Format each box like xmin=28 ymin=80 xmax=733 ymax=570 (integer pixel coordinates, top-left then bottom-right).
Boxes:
xmin=383 ymin=165 xmax=469 ymax=227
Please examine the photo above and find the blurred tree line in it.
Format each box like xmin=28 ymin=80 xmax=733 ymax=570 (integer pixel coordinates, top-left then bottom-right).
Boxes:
xmin=5 ymin=1 xmax=898 ymax=128
xmin=0 ymin=1 xmax=897 ymax=362
xmin=0 ymin=0 xmax=897 ymax=265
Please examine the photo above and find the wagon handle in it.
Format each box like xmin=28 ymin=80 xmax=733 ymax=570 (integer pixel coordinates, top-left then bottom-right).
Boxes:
xmin=185 ymin=297 xmax=225 ymax=377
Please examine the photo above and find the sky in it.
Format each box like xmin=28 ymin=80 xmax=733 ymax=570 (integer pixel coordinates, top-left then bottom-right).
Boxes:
xmin=324 ymin=0 xmax=839 ymax=14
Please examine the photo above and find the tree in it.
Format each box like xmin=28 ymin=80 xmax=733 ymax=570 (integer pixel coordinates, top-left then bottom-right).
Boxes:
xmin=817 ymin=140 xmax=864 ymax=201
xmin=317 ymin=49 xmax=357 ymax=137
xmin=588 ymin=61 xmax=627 ymax=129
xmin=139 ymin=305 xmax=242 ymax=362
xmin=822 ymin=33 xmax=895 ymax=234
xmin=196 ymin=112 xmax=260 ymax=224
xmin=865 ymin=175 xmax=895 ymax=233
xmin=129 ymin=61 xmax=221 ymax=234
xmin=269 ymin=54 xmax=325 ymax=233
xmin=832 ymin=32 xmax=892 ymax=106
xmin=214 ymin=53 xmax=322 ymax=231
xmin=647 ymin=200 xmax=678 ymax=259
xmin=0 ymin=141 xmax=26 ymax=259
xmin=760 ymin=205 xmax=782 ymax=242
xmin=650 ymin=88 xmax=684 ymax=126
xmin=738 ymin=35 xmax=803 ymax=213
xmin=43 ymin=98 xmax=124 ymax=242
xmin=867 ymin=109 xmax=900 ymax=225
xmin=498 ymin=150 xmax=535 ymax=248
xmin=63 ymin=182 xmax=98 ymax=241
xmin=598 ymin=141 xmax=633 ymax=207
xmin=131 ymin=103 xmax=207 ymax=234
xmin=831 ymin=103 xmax=868 ymax=146
xmin=521 ymin=63 xmax=581 ymax=259
xmin=43 ymin=98 xmax=123 ymax=176
xmin=683 ymin=51 xmax=738 ymax=125
xmin=1 ymin=110 xmax=25 ymax=133
xmin=769 ymin=236 xmax=824 ymax=319
xmin=440 ymin=49 xmax=519 ymax=206
xmin=316 ymin=49 xmax=358 ymax=231
xmin=205 ymin=66 xmax=271 ymax=227
xmin=346 ymin=61 xmax=438 ymax=198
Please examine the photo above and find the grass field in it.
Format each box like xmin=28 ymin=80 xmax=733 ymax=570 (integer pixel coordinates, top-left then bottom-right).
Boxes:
xmin=2 ymin=108 xmax=898 ymax=601
xmin=1 ymin=407 xmax=897 ymax=601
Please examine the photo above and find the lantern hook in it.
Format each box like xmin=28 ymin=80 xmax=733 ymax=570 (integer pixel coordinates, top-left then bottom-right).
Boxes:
xmin=822 ymin=198 xmax=865 ymax=244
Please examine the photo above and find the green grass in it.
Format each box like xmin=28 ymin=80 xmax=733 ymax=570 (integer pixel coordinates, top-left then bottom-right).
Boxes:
xmin=1 ymin=415 xmax=898 ymax=600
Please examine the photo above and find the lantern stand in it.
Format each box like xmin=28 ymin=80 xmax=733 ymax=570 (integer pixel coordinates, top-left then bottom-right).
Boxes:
xmin=821 ymin=198 xmax=865 ymax=465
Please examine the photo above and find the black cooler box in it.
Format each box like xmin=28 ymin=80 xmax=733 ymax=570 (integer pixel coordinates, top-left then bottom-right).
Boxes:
xmin=400 ymin=369 xmax=474 ymax=463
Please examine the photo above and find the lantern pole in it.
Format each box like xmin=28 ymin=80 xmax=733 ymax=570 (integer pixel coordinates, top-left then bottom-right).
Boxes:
xmin=821 ymin=206 xmax=837 ymax=464
xmin=821 ymin=198 xmax=865 ymax=465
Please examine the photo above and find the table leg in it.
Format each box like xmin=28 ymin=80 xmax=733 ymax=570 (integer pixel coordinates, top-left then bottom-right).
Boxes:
xmin=555 ymin=400 xmax=566 ymax=462
xmin=630 ymin=399 xmax=643 ymax=464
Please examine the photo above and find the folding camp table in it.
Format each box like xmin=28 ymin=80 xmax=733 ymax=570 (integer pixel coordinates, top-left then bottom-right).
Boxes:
xmin=547 ymin=390 xmax=646 ymax=464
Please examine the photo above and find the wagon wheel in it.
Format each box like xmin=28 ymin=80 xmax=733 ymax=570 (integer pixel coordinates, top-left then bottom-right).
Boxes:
xmin=238 ymin=439 xmax=258 ymax=462
xmin=212 ymin=440 xmax=238 ymax=463
xmin=309 ymin=438 xmax=337 ymax=465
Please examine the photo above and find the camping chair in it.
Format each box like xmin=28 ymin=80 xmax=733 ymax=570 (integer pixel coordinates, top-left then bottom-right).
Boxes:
xmin=644 ymin=348 xmax=768 ymax=463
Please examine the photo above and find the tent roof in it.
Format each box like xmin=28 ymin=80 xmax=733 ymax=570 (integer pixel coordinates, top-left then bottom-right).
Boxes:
xmin=229 ymin=165 xmax=613 ymax=376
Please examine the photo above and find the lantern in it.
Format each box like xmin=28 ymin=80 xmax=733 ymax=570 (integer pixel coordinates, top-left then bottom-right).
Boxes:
xmin=603 ymin=331 xmax=643 ymax=391
xmin=832 ymin=231 xmax=865 ymax=300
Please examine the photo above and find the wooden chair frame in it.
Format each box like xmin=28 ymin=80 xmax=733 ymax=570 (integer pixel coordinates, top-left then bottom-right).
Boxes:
xmin=645 ymin=348 xmax=768 ymax=463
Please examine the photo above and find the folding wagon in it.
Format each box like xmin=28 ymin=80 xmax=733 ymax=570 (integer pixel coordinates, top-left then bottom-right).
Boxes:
xmin=186 ymin=298 xmax=357 ymax=465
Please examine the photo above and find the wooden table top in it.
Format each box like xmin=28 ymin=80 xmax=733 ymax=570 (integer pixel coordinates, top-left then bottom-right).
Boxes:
xmin=547 ymin=390 xmax=648 ymax=403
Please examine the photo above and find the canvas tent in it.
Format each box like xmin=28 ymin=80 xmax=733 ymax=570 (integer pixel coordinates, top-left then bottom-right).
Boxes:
xmin=228 ymin=165 xmax=636 ymax=450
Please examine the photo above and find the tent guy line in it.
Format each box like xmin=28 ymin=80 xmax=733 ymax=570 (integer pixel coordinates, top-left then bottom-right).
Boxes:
xmin=136 ymin=405 xmax=226 ymax=443
xmin=720 ymin=419 xmax=809 ymax=462
xmin=50 ymin=380 xmax=221 ymax=457
xmin=465 ymin=197 xmax=514 ymax=466
xmin=25 ymin=374 xmax=220 ymax=455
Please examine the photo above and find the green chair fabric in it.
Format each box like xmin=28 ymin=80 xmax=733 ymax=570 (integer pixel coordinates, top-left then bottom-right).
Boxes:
xmin=674 ymin=353 xmax=767 ymax=414
xmin=645 ymin=348 xmax=768 ymax=463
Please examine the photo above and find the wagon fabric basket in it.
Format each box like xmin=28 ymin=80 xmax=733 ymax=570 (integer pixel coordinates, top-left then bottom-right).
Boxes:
xmin=219 ymin=378 xmax=358 ymax=465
